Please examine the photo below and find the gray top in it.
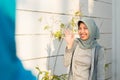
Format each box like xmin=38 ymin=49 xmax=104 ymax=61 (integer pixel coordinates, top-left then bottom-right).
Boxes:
xmin=64 ymin=39 xmax=105 ymax=80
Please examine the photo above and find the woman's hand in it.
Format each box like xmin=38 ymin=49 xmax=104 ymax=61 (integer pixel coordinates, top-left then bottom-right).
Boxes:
xmin=64 ymin=29 xmax=74 ymax=49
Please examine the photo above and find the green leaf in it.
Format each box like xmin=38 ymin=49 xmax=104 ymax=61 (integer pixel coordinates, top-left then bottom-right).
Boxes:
xmin=75 ymin=11 xmax=82 ymax=16
xmin=38 ymin=17 xmax=42 ymax=22
xmin=53 ymin=30 xmax=63 ymax=41
xmin=60 ymin=23 xmax=65 ymax=29
xmin=44 ymin=25 xmax=50 ymax=30
xmin=70 ymin=17 xmax=76 ymax=27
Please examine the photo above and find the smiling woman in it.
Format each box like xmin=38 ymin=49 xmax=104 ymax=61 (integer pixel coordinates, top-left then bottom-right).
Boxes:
xmin=0 ymin=0 xmax=36 ymax=80
xmin=64 ymin=17 xmax=105 ymax=80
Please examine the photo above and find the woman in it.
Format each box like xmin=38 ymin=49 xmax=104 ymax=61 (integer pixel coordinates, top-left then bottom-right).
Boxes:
xmin=64 ymin=18 xmax=105 ymax=80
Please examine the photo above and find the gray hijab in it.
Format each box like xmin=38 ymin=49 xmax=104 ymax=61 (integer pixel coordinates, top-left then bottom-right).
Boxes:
xmin=77 ymin=17 xmax=100 ymax=49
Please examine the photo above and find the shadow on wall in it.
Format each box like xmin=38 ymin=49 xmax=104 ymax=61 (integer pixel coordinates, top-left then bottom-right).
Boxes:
xmin=43 ymin=0 xmax=70 ymax=76
xmin=47 ymin=39 xmax=67 ymax=75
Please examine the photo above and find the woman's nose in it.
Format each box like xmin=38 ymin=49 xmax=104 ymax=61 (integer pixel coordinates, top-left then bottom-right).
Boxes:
xmin=80 ymin=28 xmax=85 ymax=33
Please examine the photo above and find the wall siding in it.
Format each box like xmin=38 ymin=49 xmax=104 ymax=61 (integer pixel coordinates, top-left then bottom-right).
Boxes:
xmin=16 ymin=0 xmax=112 ymax=79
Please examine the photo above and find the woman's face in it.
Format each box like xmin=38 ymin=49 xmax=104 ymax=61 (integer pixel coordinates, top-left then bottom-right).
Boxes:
xmin=78 ymin=23 xmax=90 ymax=40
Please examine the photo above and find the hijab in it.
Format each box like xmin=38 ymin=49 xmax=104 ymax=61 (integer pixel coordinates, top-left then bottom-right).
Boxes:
xmin=77 ymin=17 xmax=100 ymax=49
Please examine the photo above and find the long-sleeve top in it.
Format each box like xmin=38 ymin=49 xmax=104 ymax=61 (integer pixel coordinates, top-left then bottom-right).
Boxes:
xmin=64 ymin=40 xmax=105 ymax=80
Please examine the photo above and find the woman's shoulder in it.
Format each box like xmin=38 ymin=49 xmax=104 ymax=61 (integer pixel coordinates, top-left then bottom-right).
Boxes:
xmin=74 ymin=38 xmax=80 ymax=43
xmin=96 ymin=45 xmax=104 ymax=57
xmin=94 ymin=43 xmax=105 ymax=56
xmin=96 ymin=44 xmax=104 ymax=50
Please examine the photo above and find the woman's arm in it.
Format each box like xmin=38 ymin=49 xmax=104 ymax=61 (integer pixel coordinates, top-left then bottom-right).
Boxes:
xmin=63 ymin=29 xmax=75 ymax=67
xmin=63 ymin=46 xmax=74 ymax=67
xmin=63 ymin=40 xmax=78 ymax=67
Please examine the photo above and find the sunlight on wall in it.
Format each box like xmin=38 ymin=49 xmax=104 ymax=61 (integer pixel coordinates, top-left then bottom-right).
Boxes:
xmin=88 ymin=0 xmax=94 ymax=16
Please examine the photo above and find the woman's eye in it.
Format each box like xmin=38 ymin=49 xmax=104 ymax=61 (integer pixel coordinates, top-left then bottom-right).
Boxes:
xmin=78 ymin=28 xmax=81 ymax=30
xmin=84 ymin=27 xmax=88 ymax=29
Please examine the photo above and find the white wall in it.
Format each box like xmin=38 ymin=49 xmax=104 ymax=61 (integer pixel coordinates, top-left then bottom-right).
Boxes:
xmin=16 ymin=0 xmax=112 ymax=79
